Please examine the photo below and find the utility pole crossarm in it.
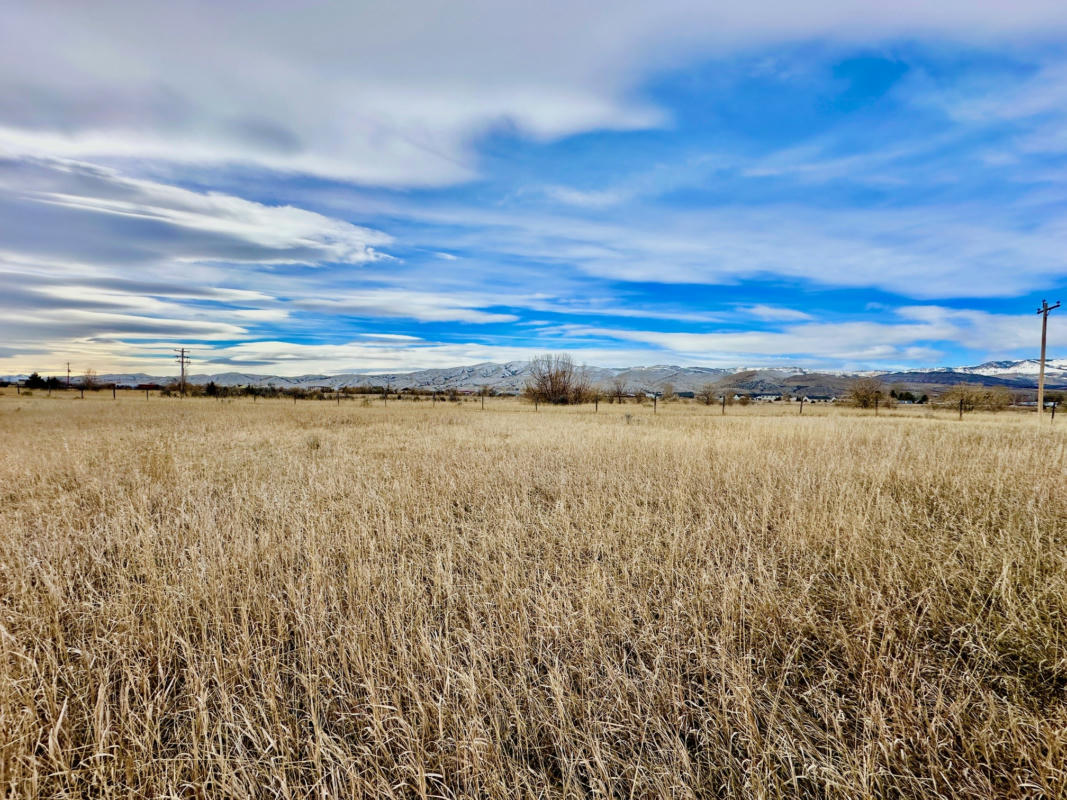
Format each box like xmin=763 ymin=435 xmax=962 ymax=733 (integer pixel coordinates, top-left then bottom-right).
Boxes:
xmin=173 ymin=347 xmax=192 ymax=397
xmin=1036 ymin=300 xmax=1060 ymax=419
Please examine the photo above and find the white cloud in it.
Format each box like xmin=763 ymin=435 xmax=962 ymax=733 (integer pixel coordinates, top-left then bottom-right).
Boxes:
xmin=292 ymin=290 xmax=516 ymax=324
xmin=542 ymin=186 xmax=630 ymax=208
xmin=0 ymin=157 xmax=391 ymax=267
xmin=2 ymin=2 xmax=1065 ymax=186
xmin=4 ymin=308 xmax=247 ymax=341
xmin=359 ymin=333 xmax=423 ymax=341
xmin=3 ymin=304 xmax=1061 ymax=376
xmin=386 ymin=201 xmax=1067 ymax=299
xmin=0 ymin=338 xmax=667 ymax=377
xmin=738 ymin=304 xmax=814 ymax=321
xmin=550 ymin=305 xmax=1067 ymax=365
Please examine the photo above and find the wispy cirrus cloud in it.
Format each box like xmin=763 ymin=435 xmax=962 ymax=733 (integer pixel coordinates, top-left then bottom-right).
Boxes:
xmin=292 ymin=291 xmax=516 ymax=324
xmin=0 ymin=157 xmax=392 ymax=268
xmin=380 ymin=200 xmax=1067 ymax=300
xmin=738 ymin=305 xmax=814 ymax=322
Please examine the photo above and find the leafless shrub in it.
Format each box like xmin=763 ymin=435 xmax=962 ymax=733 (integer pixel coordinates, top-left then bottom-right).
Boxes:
xmin=523 ymin=353 xmax=591 ymax=404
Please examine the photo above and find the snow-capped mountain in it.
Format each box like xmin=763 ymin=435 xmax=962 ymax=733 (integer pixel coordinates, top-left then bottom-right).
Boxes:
xmin=4 ymin=358 xmax=1065 ymax=392
xmin=944 ymin=359 xmax=1067 ymax=380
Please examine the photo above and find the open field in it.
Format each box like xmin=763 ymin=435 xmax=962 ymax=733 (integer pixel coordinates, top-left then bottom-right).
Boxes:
xmin=1 ymin=392 xmax=1065 ymax=798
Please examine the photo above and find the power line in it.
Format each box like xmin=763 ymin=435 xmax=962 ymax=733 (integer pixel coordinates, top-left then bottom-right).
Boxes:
xmin=173 ymin=347 xmax=191 ymax=397
xmin=1036 ymin=299 xmax=1060 ymax=420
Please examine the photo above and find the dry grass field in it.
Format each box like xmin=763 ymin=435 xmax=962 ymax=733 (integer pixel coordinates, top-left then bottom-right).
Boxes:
xmin=1 ymin=391 xmax=1065 ymax=799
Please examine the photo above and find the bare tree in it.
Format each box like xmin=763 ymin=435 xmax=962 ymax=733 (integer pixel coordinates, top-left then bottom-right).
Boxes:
xmin=847 ymin=377 xmax=885 ymax=409
xmin=696 ymin=383 xmax=717 ymax=405
xmin=659 ymin=382 xmax=677 ymax=402
xmin=609 ymin=376 xmax=628 ymax=404
xmin=81 ymin=368 xmax=99 ymax=390
xmin=940 ymin=383 xmax=1012 ymax=412
xmin=524 ymin=354 xmax=591 ymax=404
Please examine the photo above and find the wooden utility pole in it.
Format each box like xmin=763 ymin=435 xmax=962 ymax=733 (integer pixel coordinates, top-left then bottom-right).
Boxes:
xmin=721 ymin=395 xmax=726 ymax=415
xmin=173 ymin=348 xmax=191 ymax=396
xmin=1036 ymin=300 xmax=1060 ymax=419
xmin=66 ymin=362 xmax=71 ymax=389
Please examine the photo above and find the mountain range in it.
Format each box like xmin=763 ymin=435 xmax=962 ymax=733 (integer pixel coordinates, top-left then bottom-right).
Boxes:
xmin=5 ymin=358 xmax=1067 ymax=395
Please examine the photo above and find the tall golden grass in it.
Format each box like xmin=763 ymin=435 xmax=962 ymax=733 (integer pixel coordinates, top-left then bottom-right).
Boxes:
xmin=1 ymin=392 xmax=1065 ymax=798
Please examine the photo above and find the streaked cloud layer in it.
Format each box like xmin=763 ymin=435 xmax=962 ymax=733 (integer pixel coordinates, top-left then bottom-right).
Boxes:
xmin=2 ymin=1 xmax=1067 ymax=375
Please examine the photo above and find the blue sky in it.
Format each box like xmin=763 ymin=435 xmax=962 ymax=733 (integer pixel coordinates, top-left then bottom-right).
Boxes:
xmin=2 ymin=2 xmax=1067 ymax=375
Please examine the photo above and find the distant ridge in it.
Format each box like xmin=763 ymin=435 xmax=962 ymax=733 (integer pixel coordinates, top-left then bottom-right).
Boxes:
xmin=5 ymin=358 xmax=1066 ymax=393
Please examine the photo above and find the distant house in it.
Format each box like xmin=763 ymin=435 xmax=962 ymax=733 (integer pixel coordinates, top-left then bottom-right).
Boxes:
xmin=677 ymin=391 xmax=695 ymax=399
xmin=803 ymin=395 xmax=835 ymax=403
